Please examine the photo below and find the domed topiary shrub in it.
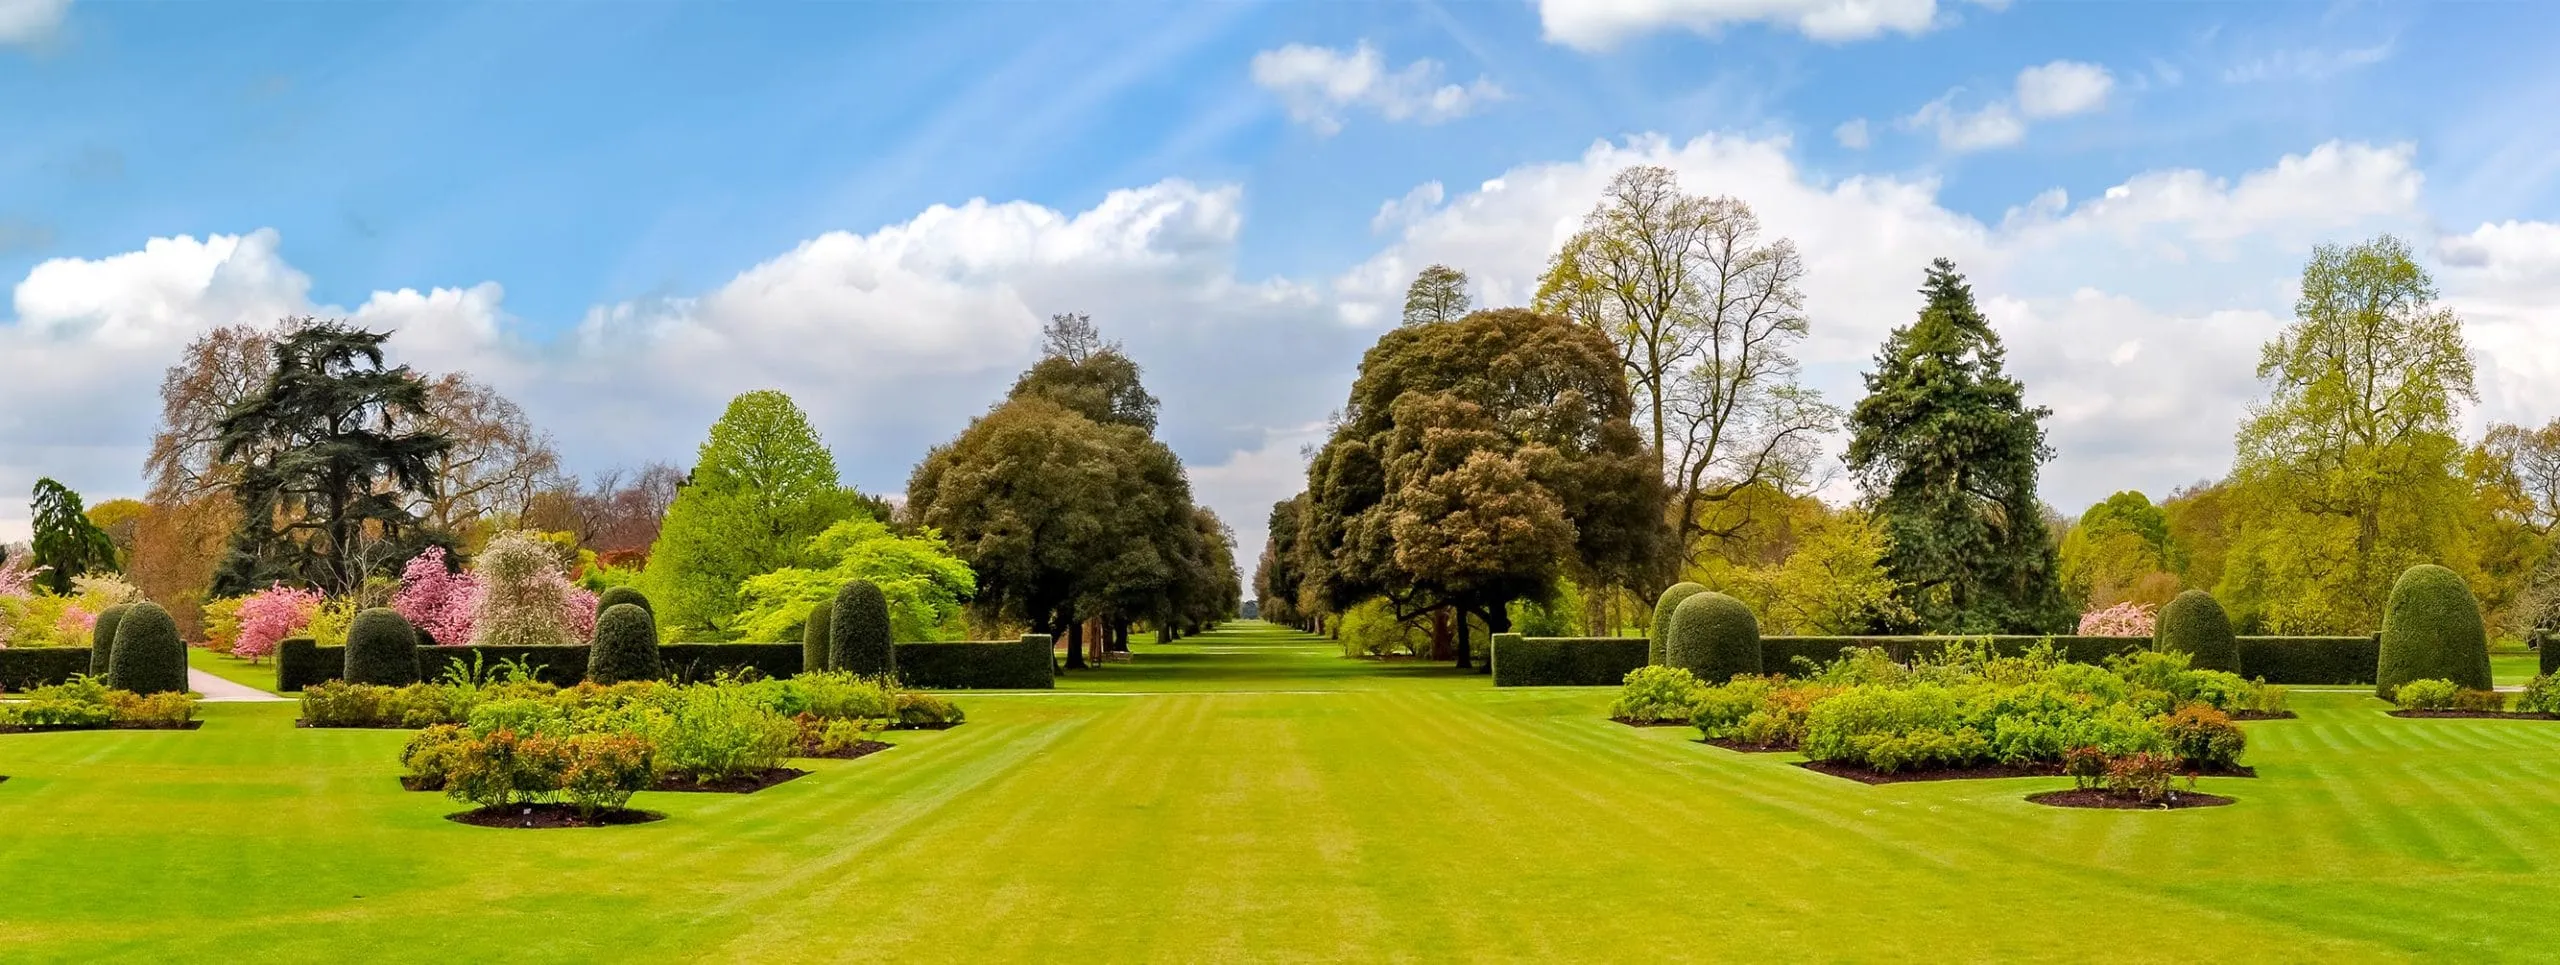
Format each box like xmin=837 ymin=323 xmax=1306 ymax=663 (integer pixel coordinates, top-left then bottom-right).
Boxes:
xmin=108 ymin=602 xmax=187 ymax=694
xmin=1668 ymin=591 xmax=1760 ymax=684
xmin=2376 ymin=564 xmax=2492 ymax=698
xmin=1649 ymin=582 xmax=1707 ymax=667
xmin=345 ymin=607 xmax=422 ymax=686
xmin=801 ymin=600 xmax=832 ymax=675
xmin=89 ymin=602 xmax=133 ymax=678
xmin=596 ymin=585 xmax=652 ymax=617
xmin=587 ymin=603 xmax=663 ymax=684
xmin=829 ymin=580 xmax=894 ymax=677
xmin=2153 ymin=590 xmax=2240 ymax=673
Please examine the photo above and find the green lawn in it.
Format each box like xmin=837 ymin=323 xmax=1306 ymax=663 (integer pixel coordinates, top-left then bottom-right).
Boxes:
xmin=186 ymin=647 xmax=281 ymax=695
xmin=6 ymin=622 xmax=2560 ymax=961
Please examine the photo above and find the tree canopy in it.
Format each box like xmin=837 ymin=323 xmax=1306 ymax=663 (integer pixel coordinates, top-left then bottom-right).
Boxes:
xmin=642 ymin=390 xmax=858 ymax=637
xmin=30 ymin=478 xmax=118 ymax=595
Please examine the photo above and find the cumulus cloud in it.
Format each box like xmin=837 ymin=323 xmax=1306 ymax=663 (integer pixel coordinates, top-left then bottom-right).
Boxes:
xmin=1902 ymin=60 xmax=2114 ymax=151
xmin=1833 ymin=118 xmax=1871 ymax=150
xmin=1371 ymin=181 xmax=1447 ymax=232
xmin=1250 ymin=41 xmax=1502 ymax=135
xmin=1537 ymin=0 xmax=1997 ymax=49
xmin=0 ymin=0 xmax=69 ymax=46
xmin=2015 ymin=60 xmax=2113 ymax=118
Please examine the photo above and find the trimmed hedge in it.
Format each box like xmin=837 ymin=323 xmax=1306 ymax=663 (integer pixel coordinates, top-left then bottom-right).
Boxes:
xmin=2155 ymin=590 xmax=2240 ymax=673
xmin=2235 ymin=636 xmax=2380 ymax=686
xmin=2542 ymin=631 xmax=2559 ymax=677
xmin=1668 ymin=592 xmax=1758 ymax=683
xmin=89 ymin=603 xmax=131 ymax=678
xmin=1761 ymin=635 xmax=2152 ymax=672
xmin=280 ymin=640 xmax=807 ymax=691
xmin=1648 ymin=583 xmax=1707 ymax=667
xmin=108 ymin=601 xmax=188 ymax=694
xmin=345 ymin=608 xmax=422 ymax=686
xmin=587 ymin=603 xmax=662 ymax=684
xmin=0 ymin=647 xmax=97 ymax=692
xmin=802 ymin=600 xmax=832 ymax=675
xmin=829 ymin=581 xmax=894 ymax=677
xmin=658 ymin=643 xmax=802 ymax=683
xmin=895 ymin=636 xmax=1056 ymax=689
xmin=2376 ymin=563 xmax=2492 ymax=697
xmin=1490 ymin=635 xmax=1649 ymax=687
xmin=595 ymin=585 xmax=652 ymax=616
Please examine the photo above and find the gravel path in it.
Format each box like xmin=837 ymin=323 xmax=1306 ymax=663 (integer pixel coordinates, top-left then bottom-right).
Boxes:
xmin=188 ymin=667 xmax=291 ymax=702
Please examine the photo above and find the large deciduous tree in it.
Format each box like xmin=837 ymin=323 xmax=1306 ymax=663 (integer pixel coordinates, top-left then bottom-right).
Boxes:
xmin=133 ymin=325 xmax=276 ymax=632
xmin=1298 ymin=307 xmax=1665 ymax=667
xmin=2058 ymin=491 xmax=2182 ymax=610
xmin=411 ymin=374 xmax=563 ymax=536
xmin=1845 ymin=259 xmax=2069 ymax=634
xmin=213 ymin=320 xmax=453 ymax=597
xmin=642 ymin=390 xmax=857 ymax=637
xmin=1401 ymin=264 xmax=1472 ymax=327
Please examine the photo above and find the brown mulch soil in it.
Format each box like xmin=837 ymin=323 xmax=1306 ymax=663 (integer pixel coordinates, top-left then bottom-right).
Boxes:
xmin=2228 ymin=710 xmax=2300 ymax=721
xmin=0 ymin=720 xmax=204 ymax=734
xmin=447 ymin=804 xmax=665 ymax=829
xmin=794 ymin=739 xmax=892 ymax=761
xmin=2026 ymin=788 xmax=2235 ymax=810
xmin=885 ymin=721 xmax=962 ymax=731
xmin=296 ymin=720 xmax=421 ymax=729
xmin=1702 ymin=737 xmax=1799 ymax=753
xmin=400 ymin=775 xmax=444 ymax=792
xmin=1798 ymin=760 xmax=2061 ymax=784
xmin=1610 ymin=717 xmax=1692 ymax=728
xmin=2389 ymin=709 xmax=2560 ymax=720
xmin=648 ymin=767 xmax=808 ymax=794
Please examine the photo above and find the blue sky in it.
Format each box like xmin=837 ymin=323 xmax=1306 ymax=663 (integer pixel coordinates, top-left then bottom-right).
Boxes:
xmin=5 ymin=0 xmax=2559 ymax=556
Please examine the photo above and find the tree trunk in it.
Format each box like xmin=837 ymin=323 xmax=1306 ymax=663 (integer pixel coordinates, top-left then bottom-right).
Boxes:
xmin=1065 ymin=619 xmax=1087 ymax=669
xmin=1429 ymin=608 xmax=1454 ymax=661
xmin=1086 ymin=616 xmax=1106 ymax=664
xmin=1453 ymin=614 xmax=1472 ymax=670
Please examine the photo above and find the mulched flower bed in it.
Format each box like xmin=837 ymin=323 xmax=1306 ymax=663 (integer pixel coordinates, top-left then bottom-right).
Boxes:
xmin=885 ymin=721 xmax=962 ymax=731
xmin=1800 ymin=760 xmax=2254 ymax=784
xmin=2388 ymin=709 xmax=2560 ymax=720
xmin=648 ymin=767 xmax=809 ymax=794
xmin=2027 ymin=788 xmax=2235 ymax=810
xmin=1610 ymin=717 xmax=1691 ymax=728
xmin=448 ymin=804 xmax=665 ymax=829
xmin=1701 ymin=737 xmax=1797 ymax=753
xmin=2228 ymin=710 xmax=2299 ymax=721
xmin=795 ymin=739 xmax=892 ymax=761
xmin=400 ymin=775 xmax=444 ymax=792
xmin=296 ymin=721 xmax=421 ymax=730
xmin=0 ymin=720 xmax=204 ymax=734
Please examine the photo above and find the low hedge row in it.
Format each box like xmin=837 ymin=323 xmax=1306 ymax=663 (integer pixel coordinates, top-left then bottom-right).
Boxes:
xmin=275 ymin=636 xmax=1051 ymax=691
xmin=1490 ymin=635 xmax=1649 ymax=687
xmin=2539 ymin=631 xmax=2558 ymax=677
xmin=0 ymin=648 xmax=96 ymax=692
xmin=1489 ymin=633 xmax=2385 ymax=687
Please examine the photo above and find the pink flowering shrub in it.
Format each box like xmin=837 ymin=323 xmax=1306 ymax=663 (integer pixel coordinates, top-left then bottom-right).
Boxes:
xmin=57 ymin=605 xmax=98 ymax=638
xmin=236 ymin=586 xmax=325 ymax=661
xmin=2077 ymin=601 xmax=2157 ymax=638
xmin=563 ymin=585 xmax=599 ymax=641
xmin=0 ymin=555 xmax=40 ymax=599
xmin=394 ymin=547 xmax=482 ymax=646
xmin=471 ymin=531 xmax=587 ymax=647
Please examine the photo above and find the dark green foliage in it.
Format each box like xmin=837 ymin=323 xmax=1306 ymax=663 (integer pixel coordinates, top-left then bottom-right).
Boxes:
xmin=31 ymin=477 xmax=118 ymax=595
xmin=345 ymin=608 xmax=423 ymax=686
xmin=895 ymin=636 xmax=1056 ymax=689
xmin=1489 ymin=635 xmax=1649 ymax=687
xmin=89 ymin=603 xmax=132 ymax=678
xmin=1669 ymin=592 xmax=1760 ymax=683
xmin=2154 ymin=590 xmax=2240 ymax=673
xmin=1844 ymin=259 xmax=2070 ymax=634
xmin=2543 ymin=634 xmax=2560 ymax=678
xmin=1649 ymin=583 xmax=1707 ymax=667
xmin=801 ymin=600 xmax=832 ymax=674
xmin=0 ymin=648 xmax=97 ymax=692
xmin=596 ymin=586 xmax=652 ymax=616
xmin=829 ymin=581 xmax=894 ymax=677
xmin=108 ymin=601 xmax=187 ymax=695
xmin=2375 ymin=564 xmax=2491 ymax=697
xmin=283 ymin=640 xmax=806 ymax=691
xmin=586 ymin=603 xmax=663 ymax=684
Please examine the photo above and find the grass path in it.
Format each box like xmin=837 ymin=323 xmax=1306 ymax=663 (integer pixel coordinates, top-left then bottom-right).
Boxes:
xmin=4 ymin=622 xmax=2558 ymax=961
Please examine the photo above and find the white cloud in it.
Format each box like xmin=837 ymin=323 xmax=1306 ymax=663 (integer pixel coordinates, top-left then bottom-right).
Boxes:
xmin=1833 ymin=118 xmax=1871 ymax=150
xmin=2223 ymin=41 xmax=2394 ymax=83
xmin=1903 ymin=93 xmax=2025 ymax=151
xmin=1249 ymin=42 xmax=1502 ymax=135
xmin=1537 ymin=0 xmax=1975 ymax=48
xmin=1372 ymin=181 xmax=1447 ymax=232
xmin=0 ymin=0 xmax=68 ymax=46
xmin=2015 ymin=60 xmax=2113 ymax=118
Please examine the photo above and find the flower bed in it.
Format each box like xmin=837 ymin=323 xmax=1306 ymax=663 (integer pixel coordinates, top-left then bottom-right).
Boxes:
xmin=0 ymin=677 xmax=198 ymax=733
xmin=2384 ymin=676 xmax=2560 ymax=720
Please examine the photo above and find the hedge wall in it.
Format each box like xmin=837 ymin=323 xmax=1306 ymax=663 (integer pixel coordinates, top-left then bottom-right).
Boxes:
xmin=1759 ymin=635 xmax=2150 ymax=672
xmin=2237 ymin=636 xmax=2381 ymax=686
xmin=2542 ymin=633 xmax=2558 ymax=677
xmin=1490 ymin=635 xmax=1650 ymax=687
xmin=660 ymin=644 xmax=801 ymax=683
xmin=894 ymin=636 xmax=1055 ymax=689
xmin=0 ymin=647 xmax=95 ymax=692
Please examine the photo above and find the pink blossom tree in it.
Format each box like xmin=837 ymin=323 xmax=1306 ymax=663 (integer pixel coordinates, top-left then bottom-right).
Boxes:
xmin=394 ymin=547 xmax=482 ymax=646
xmin=236 ymin=586 xmax=325 ymax=661
xmin=471 ymin=532 xmax=587 ymax=647
xmin=2076 ymin=601 xmax=2158 ymax=638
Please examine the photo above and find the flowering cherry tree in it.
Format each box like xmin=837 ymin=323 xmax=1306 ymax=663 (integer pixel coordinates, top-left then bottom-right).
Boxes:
xmin=2076 ymin=601 xmax=2158 ymax=638
xmin=394 ymin=547 xmax=482 ymax=646
xmin=237 ymin=586 xmax=325 ymax=661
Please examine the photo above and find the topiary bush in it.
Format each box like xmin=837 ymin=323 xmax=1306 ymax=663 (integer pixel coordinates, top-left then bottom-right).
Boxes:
xmin=107 ymin=601 xmax=187 ymax=695
xmin=345 ymin=607 xmax=423 ymax=686
xmin=828 ymin=581 xmax=894 ymax=677
xmin=802 ymin=600 xmax=832 ymax=675
xmin=2375 ymin=563 xmax=2491 ymax=698
xmin=1668 ymin=591 xmax=1760 ymax=684
xmin=2153 ymin=590 xmax=2240 ymax=673
xmin=1649 ymin=582 xmax=1707 ymax=666
xmin=596 ymin=585 xmax=652 ymax=617
xmin=587 ymin=603 xmax=663 ymax=685
xmin=89 ymin=602 xmax=132 ymax=678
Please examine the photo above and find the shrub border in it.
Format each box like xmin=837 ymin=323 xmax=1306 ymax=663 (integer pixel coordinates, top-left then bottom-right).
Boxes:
xmin=1487 ymin=633 xmax=2381 ymax=687
xmin=274 ymin=636 xmax=1052 ymax=691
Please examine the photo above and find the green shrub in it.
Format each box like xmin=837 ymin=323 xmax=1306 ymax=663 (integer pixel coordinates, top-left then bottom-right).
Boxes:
xmin=2158 ymin=704 xmax=2244 ymax=770
xmin=1488 ymin=635 xmax=1648 ymax=687
xmin=2106 ymin=751 xmax=2177 ymax=804
xmin=784 ymin=671 xmax=896 ymax=720
xmin=1649 ymin=582 xmax=1707 ymax=666
xmin=810 ymin=717 xmax=885 ymax=755
xmin=444 ymin=729 xmax=567 ymax=811
xmin=345 ymin=608 xmax=422 ymax=686
xmin=0 ymin=676 xmax=117 ymax=727
xmin=2375 ymin=564 xmax=2491 ymax=698
xmin=2452 ymin=688 xmax=2507 ymax=713
xmin=2154 ymin=590 xmax=2239 ymax=673
xmin=89 ymin=603 xmax=132 ymax=678
xmin=468 ymin=697 xmax=570 ymax=737
xmin=107 ymin=601 xmax=186 ymax=695
xmin=587 ymin=603 xmax=663 ymax=684
xmin=2392 ymin=678 xmax=2459 ymax=710
xmin=2518 ymin=674 xmax=2560 ymax=715
xmin=595 ymin=586 xmax=652 ymax=617
xmin=1609 ymin=665 xmax=1705 ymax=723
xmin=1667 ymin=591 xmax=1759 ymax=683
xmin=1691 ymin=677 xmax=1778 ymax=740
xmin=400 ymin=724 xmax=470 ymax=784
xmin=828 ymin=581 xmax=895 ymax=677
xmin=801 ymin=600 xmax=832 ymax=674
xmin=107 ymin=690 xmax=197 ymax=726
xmin=893 ymin=690 xmax=965 ymax=727
xmin=895 ymin=637 xmax=1055 ymax=689
xmin=651 ymin=685 xmax=796 ymax=783
xmin=557 ymin=732 xmax=658 ymax=817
